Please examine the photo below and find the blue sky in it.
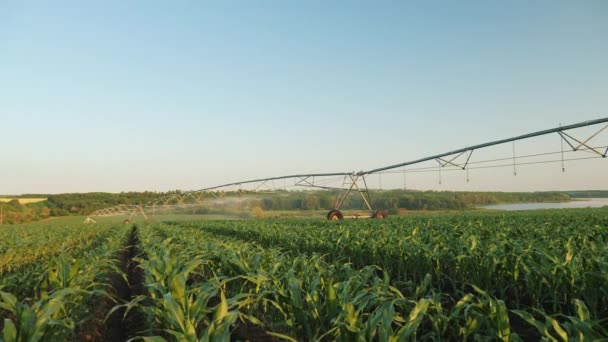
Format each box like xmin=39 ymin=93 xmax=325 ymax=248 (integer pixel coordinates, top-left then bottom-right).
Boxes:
xmin=1 ymin=1 xmax=607 ymax=194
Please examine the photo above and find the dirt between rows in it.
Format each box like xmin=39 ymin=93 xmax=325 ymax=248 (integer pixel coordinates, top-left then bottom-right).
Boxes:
xmin=73 ymin=225 xmax=274 ymax=341
xmin=73 ymin=225 xmax=147 ymax=341
xmin=108 ymin=225 xmax=147 ymax=340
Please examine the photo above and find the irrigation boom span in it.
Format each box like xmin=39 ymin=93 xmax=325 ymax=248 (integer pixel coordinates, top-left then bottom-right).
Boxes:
xmin=89 ymin=117 xmax=608 ymax=220
xmin=197 ymin=117 xmax=608 ymax=189
xmin=198 ymin=172 xmax=351 ymax=191
xmin=361 ymin=117 xmax=608 ymax=175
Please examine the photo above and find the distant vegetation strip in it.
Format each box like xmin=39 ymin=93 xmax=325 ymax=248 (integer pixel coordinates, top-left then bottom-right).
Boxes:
xmin=563 ymin=190 xmax=608 ymax=198
xmin=0 ymin=189 xmax=605 ymax=224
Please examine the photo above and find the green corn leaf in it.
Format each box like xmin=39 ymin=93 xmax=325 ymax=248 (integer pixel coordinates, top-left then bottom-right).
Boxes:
xmin=266 ymin=331 xmax=298 ymax=342
xmin=394 ymin=298 xmax=429 ymax=339
xmin=512 ymin=310 xmax=555 ymax=341
xmin=564 ymin=238 xmax=574 ymax=265
xmin=105 ymin=295 xmax=147 ymax=321
xmin=327 ymin=279 xmax=339 ymax=319
xmin=162 ymin=292 xmax=186 ymax=333
xmin=127 ymin=336 xmax=168 ymax=342
xmin=18 ymin=305 xmax=37 ymax=340
xmin=460 ymin=316 xmax=479 ymax=339
xmin=344 ymin=303 xmax=360 ymax=333
xmin=453 ymin=293 xmax=475 ymax=313
xmin=494 ymin=299 xmax=511 ymax=341
xmin=213 ymin=291 xmax=229 ymax=322
xmin=0 ymin=291 xmax=17 ymax=314
xmin=169 ymin=274 xmax=186 ymax=308
xmin=548 ymin=317 xmax=568 ymax=342
xmin=3 ymin=319 xmax=17 ymax=342
xmin=377 ymin=302 xmax=395 ymax=341
xmin=573 ymin=299 xmax=591 ymax=321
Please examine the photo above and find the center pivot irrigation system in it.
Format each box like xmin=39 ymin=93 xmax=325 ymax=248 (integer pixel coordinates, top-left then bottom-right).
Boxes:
xmin=87 ymin=117 xmax=608 ymax=222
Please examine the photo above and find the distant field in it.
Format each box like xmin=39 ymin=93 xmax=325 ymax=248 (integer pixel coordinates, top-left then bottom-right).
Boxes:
xmin=0 ymin=197 xmax=47 ymax=204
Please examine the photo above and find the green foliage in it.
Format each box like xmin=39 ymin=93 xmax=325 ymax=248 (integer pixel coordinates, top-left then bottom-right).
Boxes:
xmin=0 ymin=189 xmax=573 ymax=225
xmin=250 ymin=189 xmax=570 ymax=211
xmin=154 ymin=208 xmax=608 ymax=340
xmin=0 ymin=223 xmax=126 ymax=341
xmin=2 ymin=209 xmax=607 ymax=340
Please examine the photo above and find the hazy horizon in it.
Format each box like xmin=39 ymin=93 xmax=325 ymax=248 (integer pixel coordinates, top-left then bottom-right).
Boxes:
xmin=1 ymin=1 xmax=607 ymax=194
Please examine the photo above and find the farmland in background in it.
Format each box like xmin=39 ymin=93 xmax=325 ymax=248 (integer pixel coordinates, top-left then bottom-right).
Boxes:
xmin=1 ymin=208 xmax=607 ymax=340
xmin=0 ymin=190 xmax=578 ymax=225
xmin=0 ymin=198 xmax=47 ymax=205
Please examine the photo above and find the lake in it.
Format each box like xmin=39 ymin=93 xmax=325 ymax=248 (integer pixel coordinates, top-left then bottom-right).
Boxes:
xmin=479 ymin=198 xmax=608 ymax=211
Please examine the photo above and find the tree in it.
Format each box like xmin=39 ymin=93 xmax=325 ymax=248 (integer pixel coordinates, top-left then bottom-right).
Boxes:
xmin=40 ymin=207 xmax=51 ymax=218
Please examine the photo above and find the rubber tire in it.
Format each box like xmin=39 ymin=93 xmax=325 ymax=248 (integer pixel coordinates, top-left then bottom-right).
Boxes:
xmin=372 ymin=210 xmax=388 ymax=219
xmin=327 ymin=209 xmax=344 ymax=220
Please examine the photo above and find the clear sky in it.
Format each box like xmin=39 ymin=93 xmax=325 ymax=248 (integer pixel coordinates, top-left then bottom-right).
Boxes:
xmin=1 ymin=1 xmax=607 ymax=194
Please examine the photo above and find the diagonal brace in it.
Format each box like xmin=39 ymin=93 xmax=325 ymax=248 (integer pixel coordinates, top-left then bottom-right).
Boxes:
xmin=559 ymin=129 xmax=607 ymax=157
xmin=436 ymin=150 xmax=474 ymax=169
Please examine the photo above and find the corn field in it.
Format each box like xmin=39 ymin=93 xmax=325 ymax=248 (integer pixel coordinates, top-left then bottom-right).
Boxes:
xmin=1 ymin=208 xmax=607 ymax=341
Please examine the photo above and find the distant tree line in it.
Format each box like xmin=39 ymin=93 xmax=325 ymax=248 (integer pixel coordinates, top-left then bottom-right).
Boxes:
xmin=0 ymin=192 xmax=167 ymax=224
xmin=43 ymin=192 xmax=165 ymax=216
xmin=563 ymin=190 xmax=608 ymax=198
xmin=0 ymin=189 xmax=572 ymax=224
xmin=248 ymin=190 xmax=570 ymax=213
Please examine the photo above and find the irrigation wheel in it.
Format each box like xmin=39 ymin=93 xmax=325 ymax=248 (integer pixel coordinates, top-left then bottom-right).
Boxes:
xmin=372 ymin=210 xmax=388 ymax=219
xmin=327 ymin=209 xmax=344 ymax=220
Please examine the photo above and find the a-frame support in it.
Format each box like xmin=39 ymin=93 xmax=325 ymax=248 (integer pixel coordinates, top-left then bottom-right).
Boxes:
xmin=327 ymin=173 xmax=386 ymax=220
xmin=558 ymin=123 xmax=608 ymax=158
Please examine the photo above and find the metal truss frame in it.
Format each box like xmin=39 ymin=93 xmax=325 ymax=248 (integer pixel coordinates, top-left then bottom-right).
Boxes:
xmin=557 ymin=123 xmax=608 ymax=158
xmin=86 ymin=117 xmax=608 ymax=222
xmin=361 ymin=118 xmax=607 ymax=175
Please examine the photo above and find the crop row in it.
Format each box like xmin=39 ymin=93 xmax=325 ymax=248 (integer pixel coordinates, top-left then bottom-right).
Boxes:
xmin=0 ymin=223 xmax=127 ymax=341
xmin=125 ymin=220 xmax=607 ymax=340
xmin=0 ymin=222 xmax=118 ymax=275
xmin=167 ymin=209 xmax=608 ymax=320
xmin=1 ymin=209 xmax=607 ymax=340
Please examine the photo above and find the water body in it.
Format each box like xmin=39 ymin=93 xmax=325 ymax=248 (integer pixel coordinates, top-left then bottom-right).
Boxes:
xmin=480 ymin=198 xmax=608 ymax=211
